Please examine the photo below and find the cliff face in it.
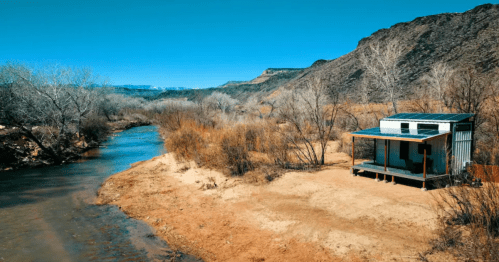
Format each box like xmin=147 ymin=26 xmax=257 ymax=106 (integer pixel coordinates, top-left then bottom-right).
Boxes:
xmin=282 ymin=4 xmax=499 ymax=96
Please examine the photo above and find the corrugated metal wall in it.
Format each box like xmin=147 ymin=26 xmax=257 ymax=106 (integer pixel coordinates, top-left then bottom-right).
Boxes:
xmin=452 ymin=123 xmax=473 ymax=174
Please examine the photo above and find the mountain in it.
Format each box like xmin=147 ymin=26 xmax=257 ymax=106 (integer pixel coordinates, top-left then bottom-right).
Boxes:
xmin=153 ymin=4 xmax=499 ymax=102
xmin=114 ymin=85 xmax=188 ymax=91
xmin=112 ymin=85 xmax=190 ymax=98
xmin=281 ymin=4 xmax=499 ymax=96
xmin=153 ymin=68 xmax=305 ymax=101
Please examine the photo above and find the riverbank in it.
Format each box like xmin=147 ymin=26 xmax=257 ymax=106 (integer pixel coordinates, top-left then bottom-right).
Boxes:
xmin=97 ymin=143 xmax=450 ymax=261
xmin=0 ymin=119 xmax=150 ymax=172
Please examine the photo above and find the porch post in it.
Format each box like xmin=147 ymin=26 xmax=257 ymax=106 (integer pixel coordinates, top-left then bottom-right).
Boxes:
xmin=352 ymin=137 xmax=355 ymax=166
xmin=423 ymin=142 xmax=427 ymax=179
xmin=423 ymin=141 xmax=427 ymax=190
xmin=384 ymin=140 xmax=387 ymax=172
xmin=445 ymin=134 xmax=449 ymax=174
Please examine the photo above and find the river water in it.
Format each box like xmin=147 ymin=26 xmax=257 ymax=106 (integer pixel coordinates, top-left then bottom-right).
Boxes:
xmin=0 ymin=126 xmax=201 ymax=262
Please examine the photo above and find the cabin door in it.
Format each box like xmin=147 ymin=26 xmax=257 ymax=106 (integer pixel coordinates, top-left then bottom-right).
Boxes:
xmin=452 ymin=122 xmax=473 ymax=174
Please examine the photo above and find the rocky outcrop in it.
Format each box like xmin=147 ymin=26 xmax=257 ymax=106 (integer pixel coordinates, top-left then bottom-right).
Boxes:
xmin=0 ymin=129 xmax=74 ymax=170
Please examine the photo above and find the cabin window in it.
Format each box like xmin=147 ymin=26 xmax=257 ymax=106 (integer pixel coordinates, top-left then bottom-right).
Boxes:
xmin=417 ymin=124 xmax=439 ymax=130
xmin=455 ymin=124 xmax=471 ymax=131
xmin=400 ymin=141 xmax=409 ymax=160
xmin=401 ymin=123 xmax=409 ymax=133
xmin=418 ymin=144 xmax=432 ymax=155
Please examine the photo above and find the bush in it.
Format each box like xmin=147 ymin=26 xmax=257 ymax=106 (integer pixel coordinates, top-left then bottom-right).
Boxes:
xmin=426 ymin=168 xmax=499 ymax=261
xmin=220 ymin=127 xmax=253 ymax=176
xmin=80 ymin=116 xmax=110 ymax=143
xmin=155 ymin=102 xmax=215 ymax=133
xmin=338 ymin=134 xmax=374 ymax=159
xmin=244 ymin=125 xmax=263 ymax=152
xmin=262 ymin=128 xmax=290 ymax=168
xmin=164 ymin=123 xmax=206 ymax=163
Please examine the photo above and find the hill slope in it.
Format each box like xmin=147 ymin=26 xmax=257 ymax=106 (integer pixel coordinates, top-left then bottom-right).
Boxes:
xmin=153 ymin=4 xmax=499 ymax=102
xmin=283 ymin=4 xmax=499 ymax=96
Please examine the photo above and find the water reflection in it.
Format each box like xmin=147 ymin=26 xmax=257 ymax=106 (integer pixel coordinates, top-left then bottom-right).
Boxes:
xmin=0 ymin=126 xmax=201 ymax=262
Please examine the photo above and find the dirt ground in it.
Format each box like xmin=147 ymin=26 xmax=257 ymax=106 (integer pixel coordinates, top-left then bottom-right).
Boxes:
xmin=96 ymin=143 xmax=450 ymax=262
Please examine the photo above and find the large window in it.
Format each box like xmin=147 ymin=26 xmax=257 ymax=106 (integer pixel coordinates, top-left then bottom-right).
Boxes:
xmin=417 ymin=124 xmax=439 ymax=130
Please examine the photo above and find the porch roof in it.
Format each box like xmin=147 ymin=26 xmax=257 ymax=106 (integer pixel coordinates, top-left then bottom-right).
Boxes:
xmin=349 ymin=127 xmax=450 ymax=142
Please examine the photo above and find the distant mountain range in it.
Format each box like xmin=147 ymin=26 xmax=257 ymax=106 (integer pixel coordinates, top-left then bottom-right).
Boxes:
xmin=113 ymin=85 xmax=189 ymax=91
xmin=111 ymin=85 xmax=192 ymax=98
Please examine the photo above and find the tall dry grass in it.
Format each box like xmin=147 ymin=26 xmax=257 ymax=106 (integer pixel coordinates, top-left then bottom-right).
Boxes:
xmin=160 ymin=108 xmax=290 ymax=179
xmin=424 ymin=168 xmax=499 ymax=261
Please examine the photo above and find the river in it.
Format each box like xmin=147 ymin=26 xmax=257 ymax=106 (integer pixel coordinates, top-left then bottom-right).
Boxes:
xmin=0 ymin=126 xmax=201 ymax=262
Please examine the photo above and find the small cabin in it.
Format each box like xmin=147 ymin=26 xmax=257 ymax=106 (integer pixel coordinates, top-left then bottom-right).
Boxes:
xmin=349 ymin=113 xmax=475 ymax=189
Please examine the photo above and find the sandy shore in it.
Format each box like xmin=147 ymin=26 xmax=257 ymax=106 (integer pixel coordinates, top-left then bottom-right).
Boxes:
xmin=96 ymin=145 xmax=445 ymax=261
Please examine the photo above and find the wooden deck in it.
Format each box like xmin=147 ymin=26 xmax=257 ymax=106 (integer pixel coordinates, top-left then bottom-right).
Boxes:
xmin=351 ymin=161 xmax=450 ymax=182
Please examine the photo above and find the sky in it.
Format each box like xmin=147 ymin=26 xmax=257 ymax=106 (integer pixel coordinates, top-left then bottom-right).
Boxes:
xmin=0 ymin=0 xmax=497 ymax=88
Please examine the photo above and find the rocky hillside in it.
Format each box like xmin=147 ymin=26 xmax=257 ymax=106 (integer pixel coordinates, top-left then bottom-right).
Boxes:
xmin=282 ymin=3 xmax=499 ymax=97
xmin=154 ymin=4 xmax=499 ymax=102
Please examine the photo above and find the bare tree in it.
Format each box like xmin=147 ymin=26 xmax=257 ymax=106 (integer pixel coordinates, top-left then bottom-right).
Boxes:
xmin=354 ymin=76 xmax=383 ymax=128
xmin=407 ymin=80 xmax=435 ymax=113
xmin=244 ymin=95 xmax=279 ymax=119
xmin=277 ymin=75 xmax=342 ymax=166
xmin=203 ymin=92 xmax=238 ymax=113
xmin=243 ymin=96 xmax=263 ymax=118
xmin=360 ymin=39 xmax=405 ymax=113
xmin=0 ymin=63 xmax=103 ymax=163
xmin=423 ymin=62 xmax=454 ymax=112
xmin=445 ymin=66 xmax=495 ymax=129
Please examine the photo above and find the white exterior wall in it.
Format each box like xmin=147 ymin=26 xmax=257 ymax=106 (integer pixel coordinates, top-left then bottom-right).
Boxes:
xmin=380 ymin=120 xmax=450 ymax=131
xmin=374 ymin=137 xmax=447 ymax=174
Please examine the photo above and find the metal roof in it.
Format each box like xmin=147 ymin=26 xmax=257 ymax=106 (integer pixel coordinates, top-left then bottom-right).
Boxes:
xmin=350 ymin=127 xmax=451 ymax=142
xmin=383 ymin=113 xmax=474 ymax=122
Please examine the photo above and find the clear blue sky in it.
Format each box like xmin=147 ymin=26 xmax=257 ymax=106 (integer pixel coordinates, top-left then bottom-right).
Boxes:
xmin=0 ymin=0 xmax=495 ymax=88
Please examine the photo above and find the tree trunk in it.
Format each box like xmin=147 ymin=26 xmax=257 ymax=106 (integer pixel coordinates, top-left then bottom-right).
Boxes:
xmin=20 ymin=126 xmax=63 ymax=164
xmin=392 ymin=99 xmax=398 ymax=114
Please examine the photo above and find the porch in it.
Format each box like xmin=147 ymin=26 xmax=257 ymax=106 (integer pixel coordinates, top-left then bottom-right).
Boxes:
xmin=351 ymin=161 xmax=449 ymax=182
xmin=349 ymin=127 xmax=452 ymax=189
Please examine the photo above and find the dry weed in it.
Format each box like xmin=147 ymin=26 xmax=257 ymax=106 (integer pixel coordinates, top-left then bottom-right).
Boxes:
xmin=426 ymin=168 xmax=499 ymax=261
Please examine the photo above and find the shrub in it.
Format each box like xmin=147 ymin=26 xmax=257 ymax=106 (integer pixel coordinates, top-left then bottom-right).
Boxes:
xmin=426 ymin=168 xmax=499 ymax=261
xmin=164 ymin=123 xmax=206 ymax=163
xmin=80 ymin=116 xmax=110 ymax=142
xmin=244 ymin=125 xmax=263 ymax=152
xmin=155 ymin=102 xmax=215 ymax=133
xmin=263 ymin=128 xmax=290 ymax=168
xmin=338 ymin=134 xmax=374 ymax=159
xmin=220 ymin=127 xmax=253 ymax=176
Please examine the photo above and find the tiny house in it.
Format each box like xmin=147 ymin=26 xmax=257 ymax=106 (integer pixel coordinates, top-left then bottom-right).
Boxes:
xmin=349 ymin=113 xmax=474 ymax=189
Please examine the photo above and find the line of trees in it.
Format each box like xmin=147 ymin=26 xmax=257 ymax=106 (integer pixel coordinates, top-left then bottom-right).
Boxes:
xmin=0 ymin=63 xmax=147 ymax=165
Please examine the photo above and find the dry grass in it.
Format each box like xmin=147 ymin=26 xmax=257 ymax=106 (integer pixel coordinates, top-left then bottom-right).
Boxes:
xmin=423 ymin=168 xmax=499 ymax=261
xmin=164 ymin=121 xmax=206 ymax=163
xmin=159 ymin=108 xmax=292 ymax=180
